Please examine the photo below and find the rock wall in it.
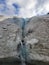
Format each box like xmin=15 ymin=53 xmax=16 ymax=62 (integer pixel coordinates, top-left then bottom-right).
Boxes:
xmin=0 ymin=15 xmax=49 ymax=63
xmin=0 ymin=16 xmax=22 ymax=58
xmin=25 ymin=15 xmax=49 ymax=62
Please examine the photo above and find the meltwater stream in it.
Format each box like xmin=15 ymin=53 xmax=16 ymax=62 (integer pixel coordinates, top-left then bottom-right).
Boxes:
xmin=13 ymin=17 xmax=29 ymax=65
xmin=19 ymin=19 xmax=28 ymax=65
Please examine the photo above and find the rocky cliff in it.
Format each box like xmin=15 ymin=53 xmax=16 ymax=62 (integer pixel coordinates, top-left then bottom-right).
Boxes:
xmin=25 ymin=15 xmax=49 ymax=62
xmin=0 ymin=15 xmax=49 ymax=65
xmin=0 ymin=16 xmax=23 ymax=58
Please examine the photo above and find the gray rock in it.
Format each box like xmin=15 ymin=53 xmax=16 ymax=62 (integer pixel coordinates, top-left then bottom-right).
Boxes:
xmin=25 ymin=15 xmax=49 ymax=62
xmin=0 ymin=16 xmax=22 ymax=58
xmin=26 ymin=38 xmax=39 ymax=45
xmin=0 ymin=15 xmax=49 ymax=64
